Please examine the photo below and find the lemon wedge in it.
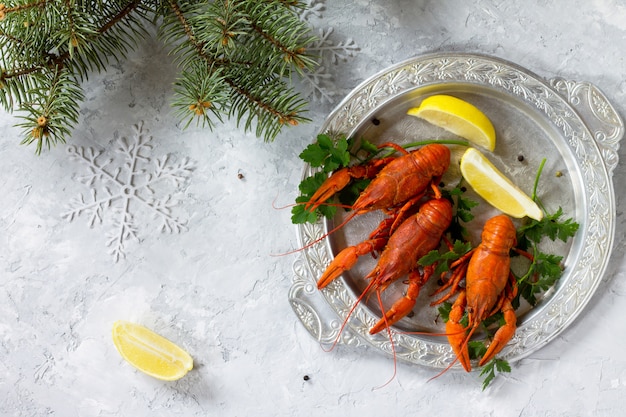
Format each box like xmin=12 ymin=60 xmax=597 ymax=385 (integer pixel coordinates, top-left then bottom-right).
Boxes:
xmin=407 ymin=95 xmax=496 ymax=151
xmin=112 ymin=320 xmax=193 ymax=381
xmin=460 ymin=147 xmax=543 ymax=221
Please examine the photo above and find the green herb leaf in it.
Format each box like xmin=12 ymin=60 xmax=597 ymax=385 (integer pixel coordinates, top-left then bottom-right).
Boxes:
xmin=291 ymin=201 xmax=318 ymax=224
xmin=298 ymin=172 xmax=327 ymax=195
xmin=517 ymin=206 xmax=579 ymax=247
xmin=299 ymin=143 xmax=329 ymax=168
xmin=359 ymin=138 xmax=379 ymax=155
xmin=437 ymin=302 xmax=452 ymax=323
xmin=533 ymin=252 xmax=564 ymax=290
xmin=480 ymin=358 xmax=511 ymax=390
xmin=481 ymin=311 xmax=504 ymax=329
xmin=468 ymin=340 xmax=487 ymax=359
xmin=291 ymin=172 xmax=338 ymax=224
xmin=455 ymin=189 xmax=480 ymax=214
xmin=298 ymin=134 xmax=351 ymax=174
xmin=515 ymin=164 xmax=579 ymax=306
xmin=418 ymin=240 xmax=472 ymax=277
xmin=515 ymin=250 xmax=564 ymax=307
xmin=442 ymin=185 xmax=479 ymax=241
xmin=293 ymin=134 xmax=356 ymax=223
xmin=418 ymin=250 xmax=443 ymax=267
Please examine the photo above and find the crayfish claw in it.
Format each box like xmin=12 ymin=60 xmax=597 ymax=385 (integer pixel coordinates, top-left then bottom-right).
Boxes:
xmin=317 ymin=239 xmax=386 ymax=289
xmin=305 ymin=167 xmax=353 ymax=211
xmin=305 ymin=158 xmax=394 ymax=212
xmin=446 ymin=292 xmax=472 ymax=372
xmin=369 ymin=269 xmax=429 ymax=335
xmin=478 ymin=301 xmax=516 ymax=367
xmin=369 ymin=294 xmax=416 ymax=335
xmin=317 ymin=246 xmax=359 ymax=289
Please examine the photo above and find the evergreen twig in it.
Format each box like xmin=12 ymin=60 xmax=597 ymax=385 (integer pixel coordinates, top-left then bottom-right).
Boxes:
xmin=0 ymin=0 xmax=321 ymax=154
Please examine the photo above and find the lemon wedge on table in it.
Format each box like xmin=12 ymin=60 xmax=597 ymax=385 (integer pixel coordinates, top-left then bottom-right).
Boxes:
xmin=460 ymin=147 xmax=543 ymax=221
xmin=407 ymin=94 xmax=496 ymax=151
xmin=112 ymin=320 xmax=193 ymax=381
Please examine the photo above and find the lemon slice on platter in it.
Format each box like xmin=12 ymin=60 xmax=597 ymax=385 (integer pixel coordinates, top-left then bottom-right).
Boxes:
xmin=460 ymin=147 xmax=543 ymax=221
xmin=407 ymin=94 xmax=496 ymax=151
xmin=112 ymin=320 xmax=193 ymax=381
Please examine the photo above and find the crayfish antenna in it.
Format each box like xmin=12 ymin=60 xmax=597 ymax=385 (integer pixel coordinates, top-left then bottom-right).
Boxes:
xmin=371 ymin=289 xmax=397 ymax=391
xmin=377 ymin=141 xmax=410 ymax=155
xmin=319 ymin=278 xmax=378 ymax=353
xmin=273 ymin=210 xmax=360 ymax=257
xmin=428 ymin=356 xmax=460 ymax=382
xmin=430 ymin=327 xmax=476 ymax=381
xmin=399 ymin=327 xmax=466 ymax=337
xmin=428 ymin=324 xmax=477 ymax=381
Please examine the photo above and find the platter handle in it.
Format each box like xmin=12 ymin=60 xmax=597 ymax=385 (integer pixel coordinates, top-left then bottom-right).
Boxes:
xmin=550 ymin=77 xmax=624 ymax=176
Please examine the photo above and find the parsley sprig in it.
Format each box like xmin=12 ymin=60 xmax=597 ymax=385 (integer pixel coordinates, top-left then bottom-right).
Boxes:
xmin=298 ymin=134 xmax=353 ymax=173
xmin=419 ymin=239 xmax=472 ymax=277
xmin=291 ymin=134 xmax=374 ymax=224
xmin=514 ymin=159 xmax=579 ymax=307
xmin=479 ymin=357 xmax=512 ymax=390
xmin=517 ymin=207 xmax=580 ymax=250
xmin=442 ymin=183 xmax=479 ymax=241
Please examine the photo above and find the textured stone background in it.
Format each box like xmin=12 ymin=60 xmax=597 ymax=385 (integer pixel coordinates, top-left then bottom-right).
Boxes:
xmin=1 ymin=1 xmax=626 ymax=416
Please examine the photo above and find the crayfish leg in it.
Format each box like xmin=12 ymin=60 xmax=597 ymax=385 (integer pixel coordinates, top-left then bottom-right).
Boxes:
xmin=430 ymin=179 xmax=443 ymax=199
xmin=430 ymin=262 xmax=469 ymax=304
xmin=388 ymin=193 xmax=426 ymax=233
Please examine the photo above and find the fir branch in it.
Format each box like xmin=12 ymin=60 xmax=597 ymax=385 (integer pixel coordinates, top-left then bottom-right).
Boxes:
xmin=0 ymin=0 xmax=149 ymax=152
xmin=0 ymin=0 xmax=325 ymax=152
xmin=16 ymin=65 xmax=83 ymax=154
xmin=0 ymin=1 xmax=49 ymax=20
xmin=162 ymin=0 xmax=315 ymax=140
xmin=1 ymin=1 xmax=146 ymax=80
xmin=193 ymin=0 xmax=250 ymax=55
xmin=245 ymin=2 xmax=316 ymax=73
xmin=172 ymin=61 xmax=228 ymax=129
xmin=99 ymin=0 xmax=144 ymax=35
xmin=165 ymin=1 xmax=209 ymax=62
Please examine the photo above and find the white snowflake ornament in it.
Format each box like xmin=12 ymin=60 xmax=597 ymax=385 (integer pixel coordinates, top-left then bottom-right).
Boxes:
xmin=63 ymin=122 xmax=194 ymax=262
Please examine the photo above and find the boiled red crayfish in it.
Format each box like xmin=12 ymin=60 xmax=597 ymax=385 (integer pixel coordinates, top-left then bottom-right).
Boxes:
xmin=432 ymin=214 xmax=519 ymax=371
xmin=318 ymin=197 xmax=453 ymax=335
xmin=310 ymin=143 xmax=452 ymax=335
xmin=306 ymin=143 xmax=451 ymax=224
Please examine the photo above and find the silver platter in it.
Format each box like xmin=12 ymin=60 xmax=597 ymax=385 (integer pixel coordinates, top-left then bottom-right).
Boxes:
xmin=289 ymin=52 xmax=623 ymax=370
